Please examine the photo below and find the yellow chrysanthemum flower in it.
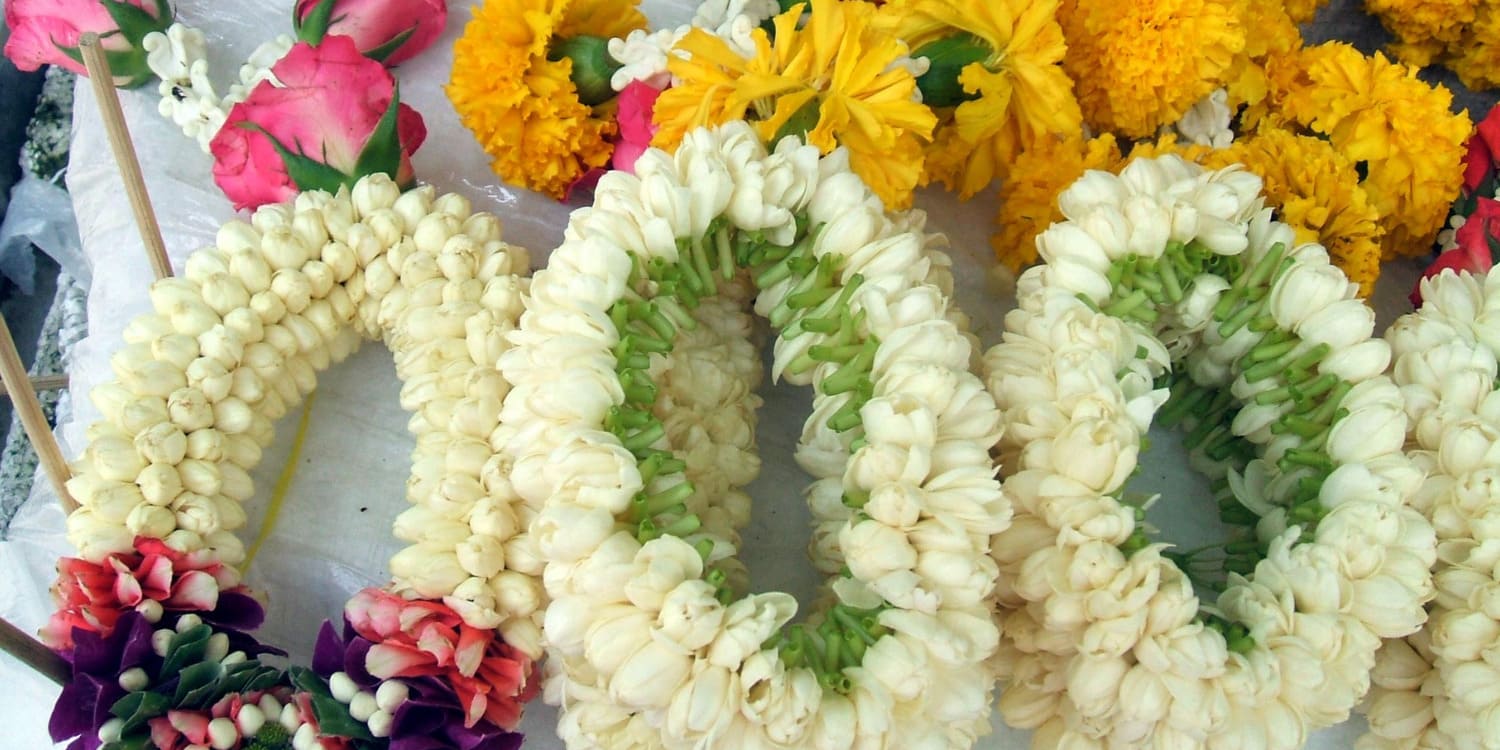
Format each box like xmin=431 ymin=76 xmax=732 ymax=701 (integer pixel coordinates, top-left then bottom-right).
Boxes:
xmin=991 ymin=133 xmax=1122 ymax=270
xmin=1208 ymin=130 xmax=1385 ymax=295
xmin=876 ymin=0 xmax=1080 ymax=199
xmin=1452 ymin=4 xmax=1500 ymax=90
xmin=1057 ymin=0 xmax=1245 ymax=138
xmin=1283 ymin=0 xmax=1330 ymax=23
xmin=1265 ymin=42 xmax=1470 ymax=258
xmin=655 ymin=0 xmax=937 ymax=209
xmin=448 ymin=0 xmax=646 ymax=200
xmin=1365 ymin=0 xmax=1478 ymax=69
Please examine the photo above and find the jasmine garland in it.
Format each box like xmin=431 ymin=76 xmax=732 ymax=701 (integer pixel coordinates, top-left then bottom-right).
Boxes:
xmin=499 ymin=121 xmax=1011 ymax=749
xmin=982 ymin=155 xmax=1437 ymax=749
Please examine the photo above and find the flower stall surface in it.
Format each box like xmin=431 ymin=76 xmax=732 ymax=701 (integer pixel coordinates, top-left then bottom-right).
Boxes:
xmin=0 ymin=0 xmax=1486 ymax=749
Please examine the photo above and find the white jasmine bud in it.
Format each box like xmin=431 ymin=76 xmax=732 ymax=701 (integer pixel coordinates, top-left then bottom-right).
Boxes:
xmin=98 ymin=718 xmax=125 ymax=743
xmin=235 ymin=704 xmax=266 ymax=737
xmin=279 ymin=702 xmax=302 ymax=731
xmin=368 ymin=709 xmax=393 ymax=738
xmin=151 ymin=629 xmax=174 ymax=656
xmin=375 ymin=680 xmax=408 ymax=712
xmin=349 ymin=692 xmax=378 ymax=722
xmin=207 ymin=717 xmax=238 ymax=750
xmin=329 ymin=672 xmax=359 ymax=703
xmin=176 ymin=614 xmax=203 ymax=632
xmin=118 ymin=667 xmax=149 ymax=692
xmin=135 ymin=600 xmax=164 ymax=623
xmin=292 ymin=722 xmax=316 ymax=750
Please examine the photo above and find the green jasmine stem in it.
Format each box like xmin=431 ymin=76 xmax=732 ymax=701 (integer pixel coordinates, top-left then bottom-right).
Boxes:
xmin=692 ymin=238 xmax=718 ymax=296
xmin=629 ymin=333 xmax=672 ymax=354
xmin=788 ymin=284 xmax=839 ymax=311
xmin=655 ymin=296 xmax=697 ymax=331
xmin=1159 ymin=257 xmax=1185 ymax=303
xmin=756 ymin=257 xmax=796 ymax=289
xmin=829 ymin=406 xmax=864 ymax=432
xmin=635 ymin=303 xmax=676 ymax=341
xmin=849 ymin=435 xmax=868 ymax=452
xmin=677 ymin=249 xmax=707 ymax=296
xmin=1301 ymin=425 xmax=1332 ymax=452
xmin=1185 ymin=418 xmax=1228 ymax=452
xmin=715 ymin=585 xmax=734 ymax=605
xmin=1217 ymin=296 xmax=1265 ymax=339
xmin=1205 ymin=431 xmax=1240 ymax=462
xmin=821 ymin=623 xmax=843 ymax=674
xmin=1106 ymin=260 xmax=1126 ymax=288
xmin=1301 ymin=381 xmax=1352 ymax=422
xmin=637 ymin=518 xmax=660 ymax=541
xmin=1289 ymin=502 xmax=1323 ymax=524
xmin=1213 ymin=286 xmax=1244 ymax=322
xmin=1249 ymin=331 xmax=1296 ymax=362
xmin=1248 ymin=315 xmax=1278 ymax=333
xmin=620 ymin=352 xmax=650 ymax=370
xmin=1287 ymin=344 xmax=1331 ymax=373
xmin=1272 ymin=414 xmax=1325 ymax=439
xmin=810 ymin=342 xmax=863 ymax=363
xmin=799 ymin=316 xmax=841 ymax=334
xmin=607 ymin=406 xmax=653 ymax=432
xmin=707 ymin=567 xmax=728 ymax=589
xmin=1253 ymin=386 xmax=1294 ymax=405
xmin=1105 ymin=289 xmax=1150 ymax=319
xmin=716 ymin=229 xmax=735 ymax=280
xmin=610 ymin=302 xmax=630 ymax=332
xmin=695 ymin=538 xmax=716 ymax=561
xmin=662 ymin=514 xmax=701 ymax=537
xmin=1133 ymin=272 xmax=1165 ymax=300
xmin=1158 ymin=384 xmax=1210 ymax=428
xmin=781 ymin=632 xmax=806 ymax=668
xmin=786 ymin=352 xmax=820 ymax=376
xmin=832 ymin=607 xmax=878 ymax=644
xmin=1076 ymin=293 xmax=1102 ymax=312
xmin=623 ymin=423 xmax=665 ymax=453
xmin=819 ymin=671 xmax=851 ymax=694
xmin=1243 ymin=243 xmax=1288 ymax=291
xmin=1281 ymin=449 xmax=1333 ymax=471
xmin=1243 ymin=348 xmax=1297 ymax=383
xmin=642 ymin=484 xmax=693 ymax=516
xmin=843 ymin=630 xmax=867 ymax=666
xmin=1291 ymin=373 xmax=1339 ymax=401
xmin=842 ymin=490 xmax=869 ymax=509
xmin=622 ymin=374 xmax=658 ymax=404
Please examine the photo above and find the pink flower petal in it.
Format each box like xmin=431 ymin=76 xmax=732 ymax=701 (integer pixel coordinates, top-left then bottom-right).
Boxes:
xmin=167 ymin=571 xmax=221 ymax=612
xmin=454 ymin=626 xmax=487 ymax=678
xmin=366 ymin=642 xmax=441 ymax=679
xmin=168 ymin=710 xmax=211 ymax=744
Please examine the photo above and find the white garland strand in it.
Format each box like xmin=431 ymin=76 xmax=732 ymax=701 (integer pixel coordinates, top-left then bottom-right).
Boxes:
xmin=500 ymin=121 xmax=1010 ymax=749
xmin=142 ymin=23 xmax=292 ymax=152
xmin=1360 ymin=267 xmax=1500 ymax=749
xmin=981 ymin=155 xmax=1436 ymax=748
xmin=65 ymin=174 xmax=544 ymax=652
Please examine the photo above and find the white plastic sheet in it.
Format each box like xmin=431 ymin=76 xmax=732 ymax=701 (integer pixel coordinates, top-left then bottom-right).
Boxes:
xmin=2 ymin=0 xmax=1430 ymax=746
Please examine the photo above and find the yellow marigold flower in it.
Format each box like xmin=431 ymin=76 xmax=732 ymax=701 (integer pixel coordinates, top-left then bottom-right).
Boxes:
xmin=1125 ymin=134 xmax=1214 ymax=163
xmin=876 ymin=0 xmax=1080 ymax=199
xmin=1267 ymin=42 xmax=1470 ymax=258
xmin=448 ymin=0 xmax=646 ymax=200
xmin=1452 ymin=4 xmax=1500 ymax=90
xmin=1283 ymin=0 xmax=1330 ymax=23
xmin=655 ymin=0 xmax=936 ymax=209
xmin=1207 ymin=129 xmax=1386 ymax=295
xmin=1057 ymin=0 xmax=1245 ymax=138
xmin=1223 ymin=0 xmax=1302 ymax=111
xmin=1365 ymin=0 xmax=1478 ymax=69
xmin=991 ymin=133 xmax=1122 ymax=271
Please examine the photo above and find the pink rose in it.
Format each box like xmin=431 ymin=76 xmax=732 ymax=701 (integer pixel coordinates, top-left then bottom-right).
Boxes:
xmin=1412 ymin=197 xmax=1500 ymax=305
xmin=294 ymin=0 xmax=448 ymax=66
xmin=3 ymin=0 xmax=172 ymax=87
xmin=611 ymin=80 xmax=664 ymax=174
xmin=209 ymin=36 xmax=428 ymax=211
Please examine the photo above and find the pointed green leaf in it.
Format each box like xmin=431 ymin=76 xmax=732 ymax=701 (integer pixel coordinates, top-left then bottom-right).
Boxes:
xmin=110 ymin=691 xmax=172 ymax=734
xmin=239 ymin=123 xmax=353 ymax=194
xmin=288 ymin=666 xmax=330 ymax=697
xmin=246 ymin=667 xmax=287 ymax=693
xmin=160 ymin=624 xmax=212 ymax=679
xmin=172 ymin=661 xmax=223 ymax=704
xmin=101 ymin=0 xmax=170 ymax=42
xmin=102 ymin=734 xmax=155 ymax=750
xmin=296 ymin=0 xmax=337 ymax=44
xmin=352 ymin=86 xmax=405 ymax=181
xmin=310 ymin=692 xmax=375 ymax=740
xmin=363 ymin=27 xmax=416 ymax=63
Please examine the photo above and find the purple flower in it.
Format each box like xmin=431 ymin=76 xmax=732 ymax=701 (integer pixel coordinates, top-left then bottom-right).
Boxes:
xmin=313 ymin=619 xmax=525 ymax=750
xmin=49 ymin=611 xmax=159 ymax=750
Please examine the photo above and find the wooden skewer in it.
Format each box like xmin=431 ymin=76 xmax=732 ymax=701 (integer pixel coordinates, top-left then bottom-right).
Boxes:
xmin=0 ymin=374 xmax=69 ymax=400
xmin=78 ymin=33 xmax=173 ymax=281
xmin=0 ymin=316 xmax=76 ymax=513
xmin=0 ymin=617 xmax=69 ymax=686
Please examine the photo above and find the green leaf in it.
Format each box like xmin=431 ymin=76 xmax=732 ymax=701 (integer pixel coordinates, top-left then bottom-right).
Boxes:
xmin=288 ymin=666 xmax=330 ymax=697
xmin=295 ymin=0 xmax=337 ymax=44
xmin=102 ymin=734 xmax=155 ymax=750
xmin=239 ymin=122 xmax=354 ymax=194
xmin=101 ymin=0 xmax=171 ymax=43
xmin=172 ymin=661 xmax=223 ymax=705
xmin=310 ymin=692 xmax=375 ymax=740
xmin=109 ymin=691 xmax=171 ymax=734
xmin=160 ymin=624 xmax=212 ymax=680
xmin=246 ymin=667 xmax=287 ymax=692
xmin=363 ymin=27 xmax=416 ymax=64
xmin=352 ymin=87 xmax=405 ymax=182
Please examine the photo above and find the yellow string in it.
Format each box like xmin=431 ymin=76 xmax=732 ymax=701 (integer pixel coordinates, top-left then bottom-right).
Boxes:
xmin=241 ymin=392 xmax=317 ymax=575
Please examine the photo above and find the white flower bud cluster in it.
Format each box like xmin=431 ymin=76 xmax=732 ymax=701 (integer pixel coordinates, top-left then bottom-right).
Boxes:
xmin=982 ymin=155 xmax=1437 ymax=748
xmin=606 ymin=0 xmax=779 ymax=91
xmin=143 ymin=23 xmax=294 ymax=152
xmin=69 ymin=175 xmax=537 ymax=646
xmin=1362 ymin=267 xmax=1500 ymax=749
xmin=504 ymin=121 xmax=1010 ymax=749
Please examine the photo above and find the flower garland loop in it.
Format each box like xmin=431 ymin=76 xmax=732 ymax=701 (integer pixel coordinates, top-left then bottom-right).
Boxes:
xmin=49 ymin=174 xmax=544 ymax=750
xmin=982 ymin=154 xmax=1438 ymax=747
xmin=499 ymin=121 xmax=1012 ymax=749
xmin=1362 ymin=266 xmax=1500 ymax=749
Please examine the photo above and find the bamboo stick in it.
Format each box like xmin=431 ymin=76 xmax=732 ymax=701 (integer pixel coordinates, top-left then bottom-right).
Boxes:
xmin=0 ymin=316 xmax=76 ymax=513
xmin=0 ymin=374 xmax=68 ymax=400
xmin=78 ymin=33 xmax=173 ymax=280
xmin=0 ymin=617 xmax=69 ymax=686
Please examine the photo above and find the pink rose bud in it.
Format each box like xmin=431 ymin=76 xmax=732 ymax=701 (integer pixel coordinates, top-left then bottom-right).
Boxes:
xmin=3 ymin=0 xmax=173 ymax=87
xmin=209 ymin=36 xmax=429 ymax=211
xmin=611 ymin=80 xmax=664 ymax=174
xmin=293 ymin=0 xmax=448 ymax=66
